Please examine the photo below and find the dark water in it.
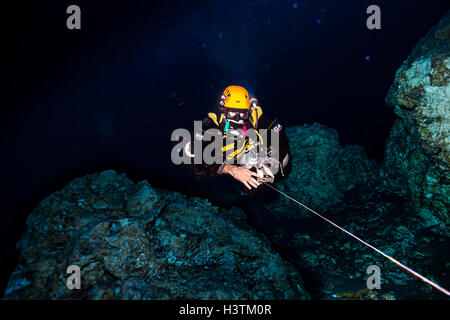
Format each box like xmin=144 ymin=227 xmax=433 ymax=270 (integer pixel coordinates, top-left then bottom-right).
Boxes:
xmin=2 ymin=0 xmax=449 ymax=297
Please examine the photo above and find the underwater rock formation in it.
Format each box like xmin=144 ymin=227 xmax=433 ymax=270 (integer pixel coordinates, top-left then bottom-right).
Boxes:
xmin=249 ymin=184 xmax=450 ymax=300
xmin=382 ymin=11 xmax=450 ymax=234
xmin=3 ymin=170 xmax=309 ymax=300
xmin=244 ymin=122 xmax=449 ymax=299
xmin=267 ymin=123 xmax=377 ymax=217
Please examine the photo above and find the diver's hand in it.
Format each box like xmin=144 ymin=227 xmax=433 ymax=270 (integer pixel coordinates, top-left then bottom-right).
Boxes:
xmin=223 ymin=164 xmax=260 ymax=190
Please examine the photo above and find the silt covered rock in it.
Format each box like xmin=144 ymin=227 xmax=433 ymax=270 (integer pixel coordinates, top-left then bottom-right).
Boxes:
xmin=267 ymin=123 xmax=377 ymax=217
xmin=382 ymin=11 xmax=450 ymax=234
xmin=3 ymin=170 xmax=309 ymax=300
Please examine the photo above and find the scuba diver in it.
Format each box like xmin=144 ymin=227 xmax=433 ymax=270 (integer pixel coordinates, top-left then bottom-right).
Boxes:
xmin=174 ymin=86 xmax=450 ymax=297
xmin=186 ymin=85 xmax=290 ymax=193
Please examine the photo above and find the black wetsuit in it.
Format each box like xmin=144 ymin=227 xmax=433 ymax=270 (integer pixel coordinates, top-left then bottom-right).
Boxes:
xmin=190 ymin=111 xmax=290 ymax=182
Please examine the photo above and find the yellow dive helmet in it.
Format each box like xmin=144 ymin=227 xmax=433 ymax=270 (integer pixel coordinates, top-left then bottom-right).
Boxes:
xmin=219 ymin=85 xmax=251 ymax=111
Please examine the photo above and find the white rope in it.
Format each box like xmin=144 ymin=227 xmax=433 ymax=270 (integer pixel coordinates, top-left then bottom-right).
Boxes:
xmin=264 ymin=183 xmax=450 ymax=296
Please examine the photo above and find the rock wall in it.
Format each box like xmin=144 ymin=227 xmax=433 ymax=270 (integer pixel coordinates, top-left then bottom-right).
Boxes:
xmin=382 ymin=11 xmax=450 ymax=233
xmin=3 ymin=170 xmax=309 ymax=300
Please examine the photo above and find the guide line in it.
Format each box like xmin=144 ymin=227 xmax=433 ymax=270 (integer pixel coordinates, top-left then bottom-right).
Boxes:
xmin=263 ymin=182 xmax=450 ymax=296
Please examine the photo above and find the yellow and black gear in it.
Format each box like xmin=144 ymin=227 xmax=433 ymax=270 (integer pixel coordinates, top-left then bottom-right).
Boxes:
xmin=206 ymin=110 xmax=265 ymax=161
xmin=188 ymin=89 xmax=290 ymax=179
